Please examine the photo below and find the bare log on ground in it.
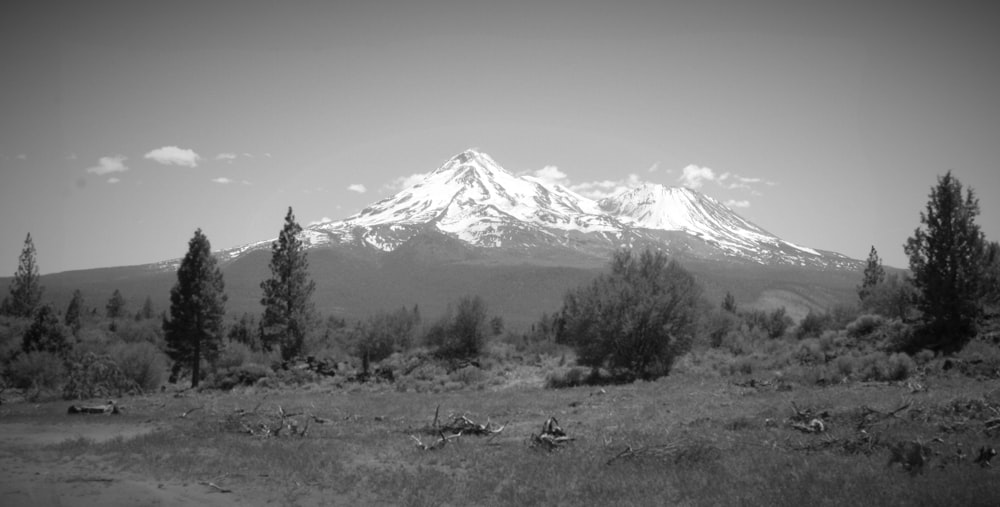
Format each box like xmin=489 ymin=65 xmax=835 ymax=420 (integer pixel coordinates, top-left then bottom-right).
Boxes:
xmin=68 ymin=400 xmax=119 ymax=415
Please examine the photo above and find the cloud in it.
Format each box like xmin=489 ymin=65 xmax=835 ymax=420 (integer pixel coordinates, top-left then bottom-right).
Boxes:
xmin=215 ymin=153 xmax=237 ymax=162
xmin=385 ymin=172 xmax=429 ymax=192
xmin=86 ymin=155 xmax=129 ymax=175
xmin=308 ymin=216 xmax=334 ymax=226
xmin=66 ymin=153 xmax=78 ymax=161
xmin=347 ymin=183 xmax=367 ymax=194
xmin=528 ymin=165 xmax=569 ymax=185
xmin=15 ymin=154 xmax=27 ymax=160
xmin=678 ymin=164 xmax=717 ymax=189
xmin=107 ymin=177 xmax=121 ymax=184
xmin=647 ymin=162 xmax=661 ymax=173
xmin=144 ymin=146 xmax=201 ymax=167
xmin=725 ymin=199 xmax=751 ymax=208
xmin=211 ymin=177 xmax=233 ymax=184
xmin=569 ymin=174 xmax=643 ymax=199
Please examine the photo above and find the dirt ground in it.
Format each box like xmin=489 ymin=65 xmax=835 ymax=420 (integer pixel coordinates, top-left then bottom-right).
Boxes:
xmin=0 ymin=420 xmax=245 ymax=507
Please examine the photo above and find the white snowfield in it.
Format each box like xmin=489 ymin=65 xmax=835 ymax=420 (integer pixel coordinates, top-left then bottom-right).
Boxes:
xmin=220 ymin=149 xmax=850 ymax=269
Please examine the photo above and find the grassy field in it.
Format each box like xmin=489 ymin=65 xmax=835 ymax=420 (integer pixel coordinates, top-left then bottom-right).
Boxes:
xmin=4 ymin=359 xmax=1000 ymax=506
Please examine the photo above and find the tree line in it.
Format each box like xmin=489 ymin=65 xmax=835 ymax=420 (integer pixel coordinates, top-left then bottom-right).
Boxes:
xmin=2 ymin=171 xmax=998 ymax=393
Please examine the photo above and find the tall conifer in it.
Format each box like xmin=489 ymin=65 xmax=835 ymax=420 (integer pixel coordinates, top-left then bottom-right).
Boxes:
xmin=3 ymin=233 xmax=43 ymax=318
xmin=260 ymin=207 xmax=316 ymax=361
xmin=163 ymin=229 xmax=227 ymax=387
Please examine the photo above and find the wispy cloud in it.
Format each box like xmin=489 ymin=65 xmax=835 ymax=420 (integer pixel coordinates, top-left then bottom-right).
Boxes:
xmin=15 ymin=154 xmax=27 ymax=160
xmin=679 ymin=165 xmax=774 ymax=192
xmin=308 ymin=216 xmax=334 ymax=226
xmin=215 ymin=153 xmax=237 ymax=163
xmin=144 ymin=146 xmax=201 ymax=167
xmin=522 ymin=165 xmax=643 ymax=199
xmin=725 ymin=199 xmax=751 ymax=208
xmin=107 ymin=177 xmax=121 ymax=184
xmin=678 ymin=164 xmax=717 ymax=189
xmin=385 ymin=173 xmax=429 ymax=192
xmin=211 ymin=177 xmax=233 ymax=184
xmin=347 ymin=183 xmax=367 ymax=194
xmin=86 ymin=155 xmax=129 ymax=175
xmin=66 ymin=153 xmax=78 ymax=161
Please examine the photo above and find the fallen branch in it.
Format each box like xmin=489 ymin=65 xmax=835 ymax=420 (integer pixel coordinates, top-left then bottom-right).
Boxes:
xmin=200 ymin=481 xmax=232 ymax=493
xmin=179 ymin=406 xmax=203 ymax=418
xmin=529 ymin=416 xmax=574 ymax=451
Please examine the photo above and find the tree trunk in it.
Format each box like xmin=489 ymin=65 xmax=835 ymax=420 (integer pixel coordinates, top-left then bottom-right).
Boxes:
xmin=192 ymin=333 xmax=201 ymax=388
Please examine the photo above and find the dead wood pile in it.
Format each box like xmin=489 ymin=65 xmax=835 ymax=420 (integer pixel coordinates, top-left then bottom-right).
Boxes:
xmin=220 ymin=404 xmax=332 ymax=438
xmin=787 ymin=402 xmax=829 ymax=433
xmin=529 ymin=416 xmax=574 ymax=451
xmin=411 ymin=405 xmax=506 ymax=451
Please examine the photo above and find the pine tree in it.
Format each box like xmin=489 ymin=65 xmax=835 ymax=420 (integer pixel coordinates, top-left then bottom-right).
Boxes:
xmin=858 ymin=245 xmax=887 ymax=302
xmin=260 ymin=207 xmax=316 ymax=361
xmin=163 ymin=229 xmax=227 ymax=388
xmin=137 ymin=295 xmax=155 ymax=320
xmin=2 ymin=233 xmax=43 ymax=318
xmin=22 ymin=304 xmax=69 ymax=355
xmin=903 ymin=171 xmax=986 ymax=352
xmin=106 ymin=289 xmax=126 ymax=320
xmin=64 ymin=289 xmax=84 ymax=335
xmin=722 ymin=292 xmax=738 ymax=313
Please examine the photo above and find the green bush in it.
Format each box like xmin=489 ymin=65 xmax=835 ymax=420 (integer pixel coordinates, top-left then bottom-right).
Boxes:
xmin=796 ymin=311 xmax=832 ymax=340
xmin=794 ymin=339 xmax=825 ymax=365
xmin=545 ymin=366 xmax=591 ymax=388
xmin=886 ymin=352 xmax=917 ymax=381
xmin=110 ymin=342 xmax=167 ymax=392
xmin=8 ymin=350 xmax=65 ymax=396
xmin=62 ymin=351 xmax=139 ymax=399
xmin=424 ymin=296 xmax=489 ymax=360
xmin=557 ymin=249 xmax=701 ymax=380
xmin=113 ymin=319 xmax=165 ymax=347
xmin=846 ymin=314 xmax=887 ymax=339
xmin=216 ymin=340 xmax=253 ymax=370
xmin=448 ymin=365 xmax=488 ymax=386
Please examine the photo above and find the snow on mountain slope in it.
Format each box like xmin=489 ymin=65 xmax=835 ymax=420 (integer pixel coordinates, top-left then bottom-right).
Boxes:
xmin=599 ymin=184 xmax=823 ymax=260
xmin=220 ymin=148 xmax=858 ymax=270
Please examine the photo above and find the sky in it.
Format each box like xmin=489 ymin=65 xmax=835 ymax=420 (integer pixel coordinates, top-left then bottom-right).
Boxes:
xmin=1 ymin=0 xmax=998 ymax=273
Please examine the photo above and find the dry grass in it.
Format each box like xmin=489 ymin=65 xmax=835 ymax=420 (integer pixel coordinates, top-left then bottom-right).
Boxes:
xmin=5 ymin=365 xmax=1000 ymax=506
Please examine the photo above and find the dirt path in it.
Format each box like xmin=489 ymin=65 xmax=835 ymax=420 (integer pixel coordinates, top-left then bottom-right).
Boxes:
xmin=0 ymin=421 xmax=247 ymax=507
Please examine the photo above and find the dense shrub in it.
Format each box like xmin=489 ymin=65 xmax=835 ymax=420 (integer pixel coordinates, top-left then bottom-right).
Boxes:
xmin=856 ymin=352 xmax=916 ymax=381
xmin=545 ymin=366 xmax=592 ymax=388
xmin=424 ymin=296 xmax=489 ymax=360
xmin=796 ymin=311 xmax=833 ymax=340
xmin=7 ymin=350 xmax=65 ymax=397
xmin=557 ymin=249 xmax=701 ymax=380
xmin=448 ymin=365 xmax=488 ymax=386
xmin=741 ymin=308 xmax=793 ymax=339
xmin=861 ymin=273 xmax=918 ymax=321
xmin=877 ymin=319 xmax=917 ymax=352
xmin=113 ymin=319 xmax=164 ymax=347
xmin=210 ymin=363 xmax=273 ymax=390
xmin=846 ymin=314 xmax=887 ymax=339
xmin=216 ymin=340 xmax=253 ymax=370
xmin=62 ymin=351 xmax=140 ymax=399
xmin=110 ymin=342 xmax=167 ymax=392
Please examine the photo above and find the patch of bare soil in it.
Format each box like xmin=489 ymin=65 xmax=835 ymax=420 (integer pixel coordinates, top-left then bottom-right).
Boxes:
xmin=0 ymin=421 xmax=245 ymax=507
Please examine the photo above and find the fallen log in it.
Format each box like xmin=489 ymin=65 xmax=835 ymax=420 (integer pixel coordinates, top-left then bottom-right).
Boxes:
xmin=68 ymin=400 xmax=119 ymax=415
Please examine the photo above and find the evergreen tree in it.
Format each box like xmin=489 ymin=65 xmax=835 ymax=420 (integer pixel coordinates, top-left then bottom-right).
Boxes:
xmin=22 ymin=304 xmax=69 ymax=355
xmin=136 ymin=295 xmax=155 ymax=320
xmin=722 ymin=292 xmax=738 ymax=313
xmin=2 ymin=233 xmax=43 ymax=318
xmin=106 ymin=289 xmax=126 ymax=320
xmin=858 ymin=246 xmax=887 ymax=302
xmin=64 ymin=289 xmax=84 ymax=335
xmin=163 ymin=229 xmax=227 ymax=388
xmin=260 ymin=207 xmax=316 ymax=361
xmin=903 ymin=171 xmax=986 ymax=352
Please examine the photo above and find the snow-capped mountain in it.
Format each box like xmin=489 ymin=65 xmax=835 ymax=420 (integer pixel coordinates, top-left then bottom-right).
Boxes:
xmin=224 ymin=149 xmax=859 ymax=270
